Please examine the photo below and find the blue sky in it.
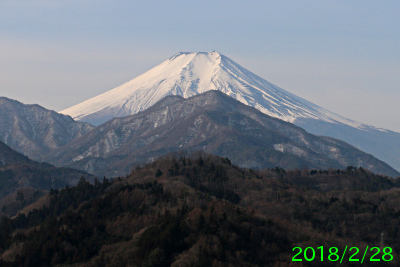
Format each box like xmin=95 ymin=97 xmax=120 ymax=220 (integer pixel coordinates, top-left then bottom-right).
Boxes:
xmin=1 ymin=0 xmax=399 ymax=131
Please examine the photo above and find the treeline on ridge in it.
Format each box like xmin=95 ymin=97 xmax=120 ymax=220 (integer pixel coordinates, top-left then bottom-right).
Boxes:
xmin=1 ymin=152 xmax=400 ymax=266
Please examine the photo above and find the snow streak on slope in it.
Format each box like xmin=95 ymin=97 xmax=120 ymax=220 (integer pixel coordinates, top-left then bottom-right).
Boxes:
xmin=61 ymin=51 xmax=370 ymax=129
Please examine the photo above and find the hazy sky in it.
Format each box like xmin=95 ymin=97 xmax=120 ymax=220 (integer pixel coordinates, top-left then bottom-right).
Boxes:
xmin=1 ymin=0 xmax=399 ymax=132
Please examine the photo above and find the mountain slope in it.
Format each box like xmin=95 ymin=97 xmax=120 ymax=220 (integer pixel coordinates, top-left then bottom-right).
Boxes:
xmin=0 ymin=97 xmax=94 ymax=161
xmin=60 ymin=51 xmax=400 ymax=172
xmin=50 ymin=91 xmax=399 ymax=177
xmin=295 ymin=118 xmax=400 ymax=174
xmin=0 ymin=140 xmax=93 ymax=216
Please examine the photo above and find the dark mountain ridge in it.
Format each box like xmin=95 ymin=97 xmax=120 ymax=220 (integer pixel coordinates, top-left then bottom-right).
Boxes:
xmin=0 ymin=141 xmax=31 ymax=166
xmin=0 ymin=140 xmax=93 ymax=217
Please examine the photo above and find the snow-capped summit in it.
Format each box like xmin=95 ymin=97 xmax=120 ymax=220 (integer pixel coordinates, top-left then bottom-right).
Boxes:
xmin=60 ymin=52 xmax=400 ymax=173
xmin=61 ymin=51 xmax=360 ymax=128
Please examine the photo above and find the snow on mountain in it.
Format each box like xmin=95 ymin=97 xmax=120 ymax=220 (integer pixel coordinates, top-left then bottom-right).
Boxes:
xmin=61 ymin=51 xmax=365 ymax=129
xmin=60 ymin=51 xmax=400 ymax=172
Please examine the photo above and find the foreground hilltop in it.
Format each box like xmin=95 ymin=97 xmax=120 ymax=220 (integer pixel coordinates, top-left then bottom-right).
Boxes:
xmin=1 ymin=153 xmax=400 ymax=266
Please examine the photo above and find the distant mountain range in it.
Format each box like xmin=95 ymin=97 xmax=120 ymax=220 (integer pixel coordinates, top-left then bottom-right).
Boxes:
xmin=47 ymin=91 xmax=399 ymax=177
xmin=0 ymin=97 xmax=94 ymax=161
xmin=60 ymin=51 xmax=400 ymax=172
xmin=1 ymin=52 xmax=399 ymax=178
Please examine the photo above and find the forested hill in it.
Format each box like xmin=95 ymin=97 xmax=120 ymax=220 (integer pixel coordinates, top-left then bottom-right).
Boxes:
xmin=1 ymin=153 xmax=400 ymax=266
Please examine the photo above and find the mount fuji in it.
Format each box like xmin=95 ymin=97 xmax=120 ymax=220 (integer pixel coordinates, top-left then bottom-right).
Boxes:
xmin=61 ymin=51 xmax=400 ymax=172
xmin=61 ymin=51 xmax=361 ymax=127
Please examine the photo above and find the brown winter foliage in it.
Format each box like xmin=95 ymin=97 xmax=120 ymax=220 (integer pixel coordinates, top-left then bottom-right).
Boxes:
xmin=1 ymin=152 xmax=400 ymax=266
